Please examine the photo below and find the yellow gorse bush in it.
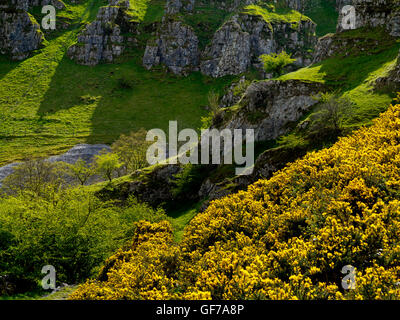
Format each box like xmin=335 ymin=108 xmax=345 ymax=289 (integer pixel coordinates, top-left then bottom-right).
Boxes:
xmin=71 ymin=98 xmax=400 ymax=300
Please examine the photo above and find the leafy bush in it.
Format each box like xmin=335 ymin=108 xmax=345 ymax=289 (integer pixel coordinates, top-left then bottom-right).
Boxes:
xmin=259 ymin=51 xmax=296 ymax=77
xmin=1 ymin=159 xmax=68 ymax=197
xmin=93 ymin=151 xmax=122 ymax=182
xmin=66 ymin=158 xmax=95 ymax=186
xmin=307 ymin=93 xmax=356 ymax=143
xmin=171 ymin=164 xmax=209 ymax=200
xmin=111 ymin=129 xmax=150 ymax=175
xmin=0 ymin=188 xmax=168 ymax=294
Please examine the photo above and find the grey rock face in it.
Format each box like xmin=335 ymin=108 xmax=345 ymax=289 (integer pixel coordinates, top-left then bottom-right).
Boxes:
xmin=67 ymin=0 xmax=137 ymax=66
xmin=0 ymin=10 xmax=44 ymax=60
xmin=143 ymin=19 xmax=199 ymax=75
xmin=201 ymin=13 xmax=316 ymax=78
xmin=216 ymin=79 xmax=326 ymax=141
xmin=0 ymin=0 xmax=66 ymax=61
xmin=67 ymin=3 xmax=131 ymax=66
xmin=0 ymin=0 xmax=29 ymax=10
xmin=0 ymin=0 xmax=65 ymax=11
xmin=165 ymin=0 xmax=195 ymax=14
xmin=219 ymin=76 xmax=249 ymax=108
xmin=200 ymin=18 xmax=251 ymax=77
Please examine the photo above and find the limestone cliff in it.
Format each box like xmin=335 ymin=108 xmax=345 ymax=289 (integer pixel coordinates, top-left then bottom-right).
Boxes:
xmin=144 ymin=0 xmax=317 ymax=77
xmin=0 ymin=0 xmax=44 ymax=60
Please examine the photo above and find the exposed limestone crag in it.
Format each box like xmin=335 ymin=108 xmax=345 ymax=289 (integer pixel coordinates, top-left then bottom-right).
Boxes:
xmin=143 ymin=18 xmax=199 ymax=75
xmin=337 ymin=0 xmax=400 ymax=37
xmin=144 ymin=0 xmax=316 ymax=76
xmin=67 ymin=0 xmax=136 ymax=65
xmin=0 ymin=1 xmax=44 ymax=60
xmin=165 ymin=0 xmax=195 ymax=14
xmin=214 ymin=79 xmax=326 ymax=141
xmin=200 ymin=13 xmax=316 ymax=77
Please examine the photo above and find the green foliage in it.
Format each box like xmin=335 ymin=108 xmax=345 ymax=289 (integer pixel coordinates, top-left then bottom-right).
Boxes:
xmin=308 ymin=93 xmax=356 ymax=138
xmin=171 ymin=164 xmax=208 ymax=200
xmin=304 ymin=0 xmax=338 ymax=36
xmin=278 ymin=29 xmax=400 ymax=128
xmin=1 ymin=159 xmax=68 ymax=197
xmin=0 ymin=188 xmax=169 ymax=293
xmin=111 ymin=129 xmax=150 ymax=175
xmin=244 ymin=3 xmax=312 ymax=27
xmin=66 ymin=158 xmax=94 ymax=185
xmin=259 ymin=51 xmax=297 ymax=77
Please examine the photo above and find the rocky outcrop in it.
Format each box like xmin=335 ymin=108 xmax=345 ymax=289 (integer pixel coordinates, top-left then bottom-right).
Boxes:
xmin=29 ymin=0 xmax=65 ymax=10
xmin=144 ymin=1 xmax=317 ymax=77
xmin=0 ymin=0 xmax=67 ymax=60
xmin=0 ymin=0 xmax=29 ymax=10
xmin=214 ymin=79 xmax=326 ymax=141
xmin=337 ymin=0 xmax=400 ymax=37
xmin=0 ymin=8 xmax=44 ymax=60
xmin=312 ymin=28 xmax=396 ymax=63
xmin=200 ymin=12 xmax=316 ymax=77
xmin=67 ymin=1 xmax=136 ymax=65
xmin=0 ymin=0 xmax=65 ymax=10
xmin=143 ymin=19 xmax=199 ymax=75
xmin=97 ymin=164 xmax=184 ymax=207
xmin=165 ymin=0 xmax=195 ymax=14
xmin=200 ymin=18 xmax=251 ymax=77
xmin=219 ymin=76 xmax=249 ymax=108
xmin=313 ymin=0 xmax=400 ymax=64
xmin=98 ymin=78 xmax=326 ymax=209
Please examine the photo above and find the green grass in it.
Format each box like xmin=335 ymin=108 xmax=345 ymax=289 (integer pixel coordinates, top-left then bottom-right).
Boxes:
xmin=168 ymin=201 xmax=204 ymax=242
xmin=244 ymin=4 xmax=312 ymax=28
xmin=40 ymin=285 xmax=78 ymax=300
xmin=0 ymin=0 xmax=234 ymax=166
xmin=304 ymin=0 xmax=338 ymax=37
xmin=124 ymin=0 xmax=155 ymax=22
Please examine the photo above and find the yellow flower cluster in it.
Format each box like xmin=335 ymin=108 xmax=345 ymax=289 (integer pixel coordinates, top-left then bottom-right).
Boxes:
xmin=71 ymin=98 xmax=400 ymax=300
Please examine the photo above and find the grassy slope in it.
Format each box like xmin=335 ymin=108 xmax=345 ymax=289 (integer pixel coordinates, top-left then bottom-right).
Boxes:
xmin=304 ymin=0 xmax=338 ymax=37
xmin=0 ymin=0 xmax=233 ymax=165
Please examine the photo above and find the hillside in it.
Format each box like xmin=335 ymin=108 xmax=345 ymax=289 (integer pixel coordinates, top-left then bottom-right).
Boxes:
xmin=1 ymin=0 xmax=400 ymax=301
xmin=71 ymin=97 xmax=400 ymax=300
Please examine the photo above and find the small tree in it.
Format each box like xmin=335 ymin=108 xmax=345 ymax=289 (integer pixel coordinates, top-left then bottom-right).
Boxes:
xmin=94 ymin=151 xmax=122 ymax=182
xmin=307 ymin=93 xmax=356 ymax=143
xmin=1 ymin=159 xmax=67 ymax=196
xmin=111 ymin=129 xmax=150 ymax=175
xmin=259 ymin=51 xmax=297 ymax=77
xmin=66 ymin=158 xmax=94 ymax=186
